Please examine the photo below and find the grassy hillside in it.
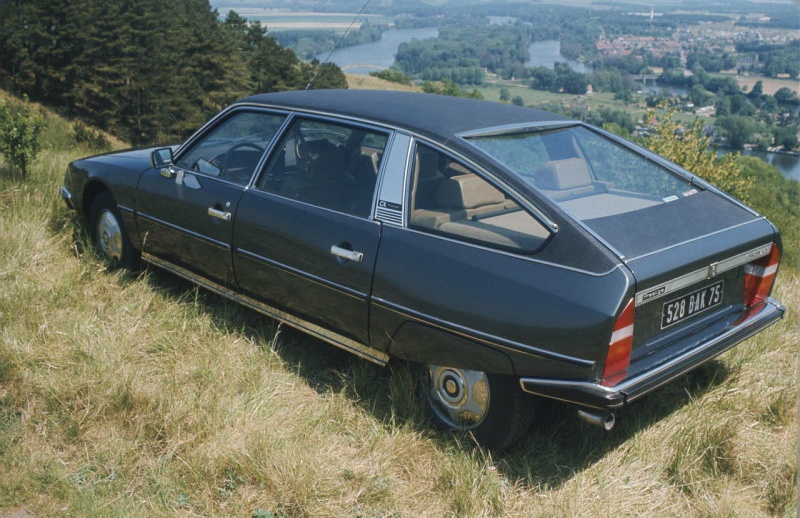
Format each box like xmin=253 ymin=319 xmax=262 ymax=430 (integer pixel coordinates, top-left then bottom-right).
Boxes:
xmin=0 ymin=95 xmax=796 ymax=517
xmin=346 ymin=73 xmax=421 ymax=91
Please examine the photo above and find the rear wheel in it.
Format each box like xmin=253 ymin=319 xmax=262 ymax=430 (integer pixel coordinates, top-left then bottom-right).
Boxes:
xmin=419 ymin=364 xmax=533 ymax=451
xmin=89 ymin=191 xmax=139 ymax=269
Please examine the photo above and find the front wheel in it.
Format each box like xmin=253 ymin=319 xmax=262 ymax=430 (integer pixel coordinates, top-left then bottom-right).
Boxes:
xmin=419 ymin=364 xmax=534 ymax=451
xmin=89 ymin=191 xmax=140 ymax=269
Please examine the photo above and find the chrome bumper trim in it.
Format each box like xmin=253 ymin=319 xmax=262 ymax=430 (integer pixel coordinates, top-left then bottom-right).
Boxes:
xmin=520 ymin=298 xmax=785 ymax=409
xmin=60 ymin=186 xmax=74 ymax=209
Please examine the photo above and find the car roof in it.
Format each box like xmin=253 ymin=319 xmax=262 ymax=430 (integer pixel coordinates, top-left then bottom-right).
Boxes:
xmin=239 ymin=89 xmax=572 ymax=141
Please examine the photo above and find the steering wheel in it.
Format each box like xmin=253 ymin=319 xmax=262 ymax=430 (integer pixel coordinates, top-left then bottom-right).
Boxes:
xmin=217 ymin=142 xmax=265 ymax=180
xmin=221 ymin=142 xmax=264 ymax=167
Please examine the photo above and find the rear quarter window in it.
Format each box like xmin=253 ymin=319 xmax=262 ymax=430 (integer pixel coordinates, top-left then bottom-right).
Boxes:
xmin=408 ymin=143 xmax=551 ymax=253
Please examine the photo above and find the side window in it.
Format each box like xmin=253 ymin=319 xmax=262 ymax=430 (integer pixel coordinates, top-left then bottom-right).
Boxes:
xmin=258 ymin=118 xmax=388 ymax=218
xmin=409 ymin=143 xmax=550 ymax=252
xmin=175 ymin=111 xmax=286 ymax=185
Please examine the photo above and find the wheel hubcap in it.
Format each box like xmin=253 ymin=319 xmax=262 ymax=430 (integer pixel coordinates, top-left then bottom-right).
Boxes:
xmin=426 ymin=365 xmax=490 ymax=430
xmin=97 ymin=210 xmax=123 ymax=262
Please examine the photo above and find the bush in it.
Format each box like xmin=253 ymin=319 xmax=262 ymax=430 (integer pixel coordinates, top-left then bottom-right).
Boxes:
xmin=640 ymin=107 xmax=753 ymax=204
xmin=0 ymin=98 xmax=45 ymax=177
xmin=73 ymin=121 xmax=111 ymax=151
xmin=642 ymin=107 xmax=799 ymax=267
xmin=369 ymin=69 xmax=411 ymax=86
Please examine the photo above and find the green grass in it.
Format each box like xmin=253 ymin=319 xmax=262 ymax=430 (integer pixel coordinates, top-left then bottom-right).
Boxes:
xmin=478 ymin=83 xmax=708 ymax=125
xmin=0 ymin=95 xmax=797 ymax=517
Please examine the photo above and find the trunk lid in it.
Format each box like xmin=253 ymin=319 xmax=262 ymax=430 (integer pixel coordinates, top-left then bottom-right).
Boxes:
xmin=584 ymin=191 xmax=777 ymax=361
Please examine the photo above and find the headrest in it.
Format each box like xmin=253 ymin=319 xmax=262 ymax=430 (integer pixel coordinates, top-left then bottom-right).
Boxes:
xmin=445 ymin=161 xmax=471 ymax=177
xmin=415 ymin=147 xmax=441 ymax=180
xmin=306 ymin=140 xmax=346 ymax=180
xmin=535 ymin=158 xmax=592 ymax=190
xmin=436 ymin=174 xmax=505 ymax=209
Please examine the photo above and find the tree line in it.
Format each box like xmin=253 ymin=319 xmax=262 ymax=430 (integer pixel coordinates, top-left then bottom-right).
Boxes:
xmin=0 ymin=0 xmax=346 ymax=145
xmin=274 ymin=21 xmax=387 ymax=61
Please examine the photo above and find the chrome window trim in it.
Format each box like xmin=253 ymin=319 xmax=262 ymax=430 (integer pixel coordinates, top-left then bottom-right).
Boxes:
xmin=457 ymin=120 xmax=581 ymax=139
xmin=142 ymin=252 xmax=389 ymax=366
xmin=230 ymin=102 xmax=565 ymax=233
xmin=171 ymin=107 xmax=293 ymax=187
xmin=247 ymin=112 xmax=393 ymax=220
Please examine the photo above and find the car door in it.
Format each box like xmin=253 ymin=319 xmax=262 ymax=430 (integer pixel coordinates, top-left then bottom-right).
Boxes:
xmin=136 ymin=109 xmax=287 ymax=286
xmin=232 ymin=116 xmax=390 ymax=352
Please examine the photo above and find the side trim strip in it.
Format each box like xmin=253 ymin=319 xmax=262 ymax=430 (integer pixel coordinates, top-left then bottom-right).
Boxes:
xmin=141 ymin=252 xmax=388 ymax=366
xmin=137 ymin=212 xmax=230 ymax=251
xmin=236 ymin=248 xmax=367 ymax=302
xmin=372 ymin=297 xmax=596 ymax=369
xmin=635 ymin=243 xmax=773 ymax=306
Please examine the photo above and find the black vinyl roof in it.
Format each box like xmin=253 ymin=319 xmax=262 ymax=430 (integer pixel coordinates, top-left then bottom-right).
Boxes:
xmin=240 ymin=89 xmax=571 ymax=141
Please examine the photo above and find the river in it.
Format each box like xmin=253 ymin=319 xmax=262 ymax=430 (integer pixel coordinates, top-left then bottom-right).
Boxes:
xmin=526 ymin=40 xmax=591 ymax=74
xmin=317 ymin=30 xmax=798 ymax=181
xmin=317 ymin=27 xmax=438 ymax=75
xmin=719 ymin=149 xmax=800 ymax=181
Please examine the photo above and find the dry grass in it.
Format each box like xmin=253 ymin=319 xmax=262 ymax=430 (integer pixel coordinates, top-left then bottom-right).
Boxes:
xmin=730 ymin=75 xmax=800 ymax=96
xmin=0 ymin=95 xmax=797 ymax=517
xmin=345 ymin=74 xmax=421 ymax=92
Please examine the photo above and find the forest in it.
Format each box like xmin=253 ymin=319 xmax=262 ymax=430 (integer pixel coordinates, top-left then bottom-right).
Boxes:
xmin=0 ymin=0 xmax=346 ymax=145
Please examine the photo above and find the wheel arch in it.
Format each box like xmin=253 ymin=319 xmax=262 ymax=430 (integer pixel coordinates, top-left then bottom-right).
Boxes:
xmin=81 ymin=179 xmax=113 ymax=220
xmin=387 ymin=320 xmax=515 ymax=376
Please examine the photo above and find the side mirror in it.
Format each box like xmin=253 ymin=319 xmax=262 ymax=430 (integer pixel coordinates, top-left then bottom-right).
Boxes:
xmin=151 ymin=147 xmax=174 ymax=169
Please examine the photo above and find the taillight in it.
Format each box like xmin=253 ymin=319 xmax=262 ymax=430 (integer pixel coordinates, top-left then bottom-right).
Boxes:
xmin=602 ymin=298 xmax=635 ymax=386
xmin=743 ymin=245 xmax=780 ymax=307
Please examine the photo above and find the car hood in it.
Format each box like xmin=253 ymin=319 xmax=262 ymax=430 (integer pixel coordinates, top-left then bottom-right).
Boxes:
xmin=90 ymin=146 xmax=162 ymax=162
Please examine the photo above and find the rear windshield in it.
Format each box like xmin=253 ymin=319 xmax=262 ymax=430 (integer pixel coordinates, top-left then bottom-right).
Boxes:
xmin=465 ymin=125 xmax=698 ymax=222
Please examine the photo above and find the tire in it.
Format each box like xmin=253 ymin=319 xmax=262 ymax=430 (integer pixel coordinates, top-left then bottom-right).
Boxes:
xmin=88 ymin=191 xmax=140 ymax=270
xmin=418 ymin=364 xmax=534 ymax=451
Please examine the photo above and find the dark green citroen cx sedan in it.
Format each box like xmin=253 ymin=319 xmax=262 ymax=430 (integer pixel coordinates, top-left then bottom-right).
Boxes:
xmin=61 ymin=90 xmax=785 ymax=450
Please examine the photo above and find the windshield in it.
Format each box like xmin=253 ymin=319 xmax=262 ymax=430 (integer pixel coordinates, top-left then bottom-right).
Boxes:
xmin=465 ymin=125 xmax=698 ymax=221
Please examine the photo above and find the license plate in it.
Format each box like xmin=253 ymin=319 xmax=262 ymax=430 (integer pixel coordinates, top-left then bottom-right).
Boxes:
xmin=661 ymin=280 xmax=724 ymax=329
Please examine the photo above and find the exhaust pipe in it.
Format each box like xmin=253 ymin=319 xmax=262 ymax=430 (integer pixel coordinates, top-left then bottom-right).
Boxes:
xmin=577 ymin=409 xmax=615 ymax=430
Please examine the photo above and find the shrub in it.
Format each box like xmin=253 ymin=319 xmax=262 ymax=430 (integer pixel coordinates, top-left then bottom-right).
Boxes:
xmin=0 ymin=97 xmax=45 ymax=177
xmin=640 ymin=107 xmax=753 ymax=204
xmin=73 ymin=121 xmax=111 ymax=151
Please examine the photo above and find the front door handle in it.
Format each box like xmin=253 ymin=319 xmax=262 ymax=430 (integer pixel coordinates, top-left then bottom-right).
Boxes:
xmin=208 ymin=207 xmax=232 ymax=221
xmin=330 ymin=245 xmax=363 ymax=263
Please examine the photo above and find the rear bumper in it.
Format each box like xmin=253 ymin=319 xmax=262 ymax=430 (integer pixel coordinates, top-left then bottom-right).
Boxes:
xmin=519 ymin=297 xmax=786 ymax=409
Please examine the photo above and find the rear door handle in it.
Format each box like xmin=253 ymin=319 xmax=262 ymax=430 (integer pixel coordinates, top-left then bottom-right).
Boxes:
xmin=330 ymin=245 xmax=363 ymax=263
xmin=208 ymin=207 xmax=232 ymax=221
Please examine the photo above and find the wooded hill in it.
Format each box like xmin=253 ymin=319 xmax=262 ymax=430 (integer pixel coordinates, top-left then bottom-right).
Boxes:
xmin=0 ymin=0 xmax=347 ymax=145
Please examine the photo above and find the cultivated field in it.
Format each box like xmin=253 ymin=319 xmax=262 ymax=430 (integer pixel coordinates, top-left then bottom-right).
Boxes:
xmin=733 ymin=75 xmax=800 ymax=96
xmin=219 ymin=9 xmax=391 ymax=31
xmin=0 ymin=95 xmax=797 ymax=517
